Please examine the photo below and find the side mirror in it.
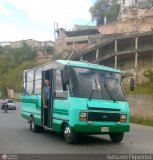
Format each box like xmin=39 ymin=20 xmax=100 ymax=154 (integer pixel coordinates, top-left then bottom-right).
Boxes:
xmin=61 ymin=70 xmax=70 ymax=85
xmin=55 ymin=91 xmax=68 ymax=99
xmin=130 ymin=78 xmax=135 ymax=91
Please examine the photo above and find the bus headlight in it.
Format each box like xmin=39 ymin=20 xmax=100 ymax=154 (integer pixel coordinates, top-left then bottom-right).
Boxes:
xmin=120 ymin=114 xmax=127 ymax=122
xmin=80 ymin=112 xmax=87 ymax=121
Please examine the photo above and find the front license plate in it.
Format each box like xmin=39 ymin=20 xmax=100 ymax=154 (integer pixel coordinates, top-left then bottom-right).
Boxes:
xmin=101 ymin=127 xmax=109 ymax=132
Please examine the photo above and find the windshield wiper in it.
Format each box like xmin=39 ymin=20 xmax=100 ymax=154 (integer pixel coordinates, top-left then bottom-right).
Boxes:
xmin=104 ymin=80 xmax=116 ymax=102
xmin=89 ymin=79 xmax=98 ymax=100
xmin=89 ymin=89 xmax=94 ymax=100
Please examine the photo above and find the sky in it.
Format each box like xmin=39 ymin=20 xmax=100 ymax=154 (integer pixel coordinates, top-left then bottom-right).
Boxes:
xmin=0 ymin=0 xmax=95 ymax=42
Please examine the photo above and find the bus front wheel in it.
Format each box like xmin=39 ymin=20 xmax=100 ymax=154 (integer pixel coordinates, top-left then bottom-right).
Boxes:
xmin=109 ymin=133 xmax=124 ymax=143
xmin=63 ymin=124 xmax=78 ymax=144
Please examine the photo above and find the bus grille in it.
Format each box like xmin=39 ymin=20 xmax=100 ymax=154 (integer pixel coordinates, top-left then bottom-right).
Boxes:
xmin=88 ymin=112 xmax=120 ymax=122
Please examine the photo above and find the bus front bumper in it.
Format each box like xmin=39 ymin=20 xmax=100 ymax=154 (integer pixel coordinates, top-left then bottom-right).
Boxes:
xmin=73 ymin=124 xmax=130 ymax=133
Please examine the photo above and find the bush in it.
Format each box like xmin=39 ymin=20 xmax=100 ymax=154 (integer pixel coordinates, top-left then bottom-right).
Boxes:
xmin=143 ymin=68 xmax=153 ymax=89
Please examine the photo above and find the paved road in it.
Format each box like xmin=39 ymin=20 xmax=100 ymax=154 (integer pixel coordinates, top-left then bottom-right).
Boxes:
xmin=0 ymin=103 xmax=153 ymax=154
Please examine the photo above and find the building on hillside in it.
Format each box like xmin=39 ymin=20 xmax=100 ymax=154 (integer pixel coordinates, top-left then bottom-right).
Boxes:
xmin=98 ymin=7 xmax=153 ymax=35
xmin=118 ymin=0 xmax=138 ymax=8
xmin=41 ymin=41 xmax=54 ymax=48
xmin=70 ymin=31 xmax=153 ymax=80
xmin=0 ymin=41 xmax=11 ymax=48
xmin=23 ymin=39 xmax=42 ymax=49
xmin=0 ymin=39 xmax=54 ymax=49
xmin=11 ymin=39 xmax=54 ymax=49
xmin=55 ymin=25 xmax=101 ymax=57
xmin=11 ymin=40 xmax=26 ymax=48
xmin=118 ymin=0 xmax=152 ymax=18
xmin=53 ymin=16 xmax=153 ymax=79
xmin=9 ymin=39 xmax=35 ymax=48
xmin=0 ymin=39 xmax=55 ymax=58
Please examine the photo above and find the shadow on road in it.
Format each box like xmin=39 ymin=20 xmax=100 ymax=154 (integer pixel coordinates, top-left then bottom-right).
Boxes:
xmin=41 ymin=130 xmax=112 ymax=145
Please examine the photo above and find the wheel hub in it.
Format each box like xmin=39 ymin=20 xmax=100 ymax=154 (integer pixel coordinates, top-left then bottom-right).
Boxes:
xmin=64 ymin=126 xmax=71 ymax=139
xmin=31 ymin=121 xmax=34 ymax=129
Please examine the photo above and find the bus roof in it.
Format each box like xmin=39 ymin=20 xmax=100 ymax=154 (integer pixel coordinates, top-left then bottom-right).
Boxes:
xmin=57 ymin=60 xmax=122 ymax=73
xmin=24 ymin=60 xmax=122 ymax=73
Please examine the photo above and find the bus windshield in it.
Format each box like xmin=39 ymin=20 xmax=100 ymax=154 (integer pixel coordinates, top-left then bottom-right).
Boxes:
xmin=69 ymin=67 xmax=126 ymax=101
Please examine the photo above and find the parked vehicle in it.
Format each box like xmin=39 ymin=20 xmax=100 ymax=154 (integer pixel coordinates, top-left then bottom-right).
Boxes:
xmin=6 ymin=99 xmax=16 ymax=110
xmin=1 ymin=99 xmax=16 ymax=110
xmin=21 ymin=60 xmax=134 ymax=144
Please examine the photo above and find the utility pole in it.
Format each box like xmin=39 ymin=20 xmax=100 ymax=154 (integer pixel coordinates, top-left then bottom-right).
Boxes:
xmin=114 ymin=39 xmax=118 ymax=69
xmin=135 ymin=36 xmax=138 ymax=81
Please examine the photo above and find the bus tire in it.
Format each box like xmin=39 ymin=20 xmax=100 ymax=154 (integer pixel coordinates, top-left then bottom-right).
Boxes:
xmin=63 ymin=124 xmax=78 ymax=144
xmin=30 ymin=119 xmax=44 ymax=133
xmin=109 ymin=133 xmax=124 ymax=143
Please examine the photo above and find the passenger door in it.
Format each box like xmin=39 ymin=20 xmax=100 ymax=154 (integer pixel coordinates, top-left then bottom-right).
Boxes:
xmin=41 ymin=69 xmax=54 ymax=128
xmin=52 ymin=70 xmax=69 ymax=129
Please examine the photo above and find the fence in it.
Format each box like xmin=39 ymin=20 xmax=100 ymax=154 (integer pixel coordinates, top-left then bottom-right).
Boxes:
xmin=127 ymin=95 xmax=153 ymax=119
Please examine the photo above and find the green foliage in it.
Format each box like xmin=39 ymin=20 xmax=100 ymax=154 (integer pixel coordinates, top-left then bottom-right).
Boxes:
xmin=89 ymin=0 xmax=120 ymax=25
xmin=0 ymin=45 xmax=38 ymax=96
xmin=0 ymin=43 xmax=37 ymax=74
xmin=125 ymin=86 xmax=153 ymax=95
xmin=0 ymin=60 xmax=46 ymax=96
xmin=125 ymin=68 xmax=153 ymax=95
xmin=45 ymin=46 xmax=54 ymax=55
xmin=130 ymin=117 xmax=153 ymax=127
xmin=143 ymin=68 xmax=153 ymax=89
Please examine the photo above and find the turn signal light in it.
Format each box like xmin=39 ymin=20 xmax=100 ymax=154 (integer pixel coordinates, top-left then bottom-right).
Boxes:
xmin=79 ymin=112 xmax=87 ymax=121
xmin=120 ymin=114 xmax=127 ymax=123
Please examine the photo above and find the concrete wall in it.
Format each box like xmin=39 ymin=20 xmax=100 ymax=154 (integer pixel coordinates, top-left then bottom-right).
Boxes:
xmin=55 ymin=35 xmax=101 ymax=56
xmin=117 ymin=52 xmax=153 ymax=71
xmin=98 ymin=15 xmax=153 ymax=35
xmin=127 ymin=95 xmax=153 ymax=119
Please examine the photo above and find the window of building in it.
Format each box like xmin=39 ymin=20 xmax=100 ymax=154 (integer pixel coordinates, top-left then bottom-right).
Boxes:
xmin=75 ymin=40 xmax=88 ymax=44
xmin=66 ymin=42 xmax=73 ymax=45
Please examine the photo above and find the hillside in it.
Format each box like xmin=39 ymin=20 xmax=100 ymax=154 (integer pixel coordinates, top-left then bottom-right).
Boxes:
xmin=0 ymin=44 xmax=52 ymax=97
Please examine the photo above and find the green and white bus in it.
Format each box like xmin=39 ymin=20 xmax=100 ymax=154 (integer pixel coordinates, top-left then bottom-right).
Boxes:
xmin=21 ymin=60 xmax=134 ymax=144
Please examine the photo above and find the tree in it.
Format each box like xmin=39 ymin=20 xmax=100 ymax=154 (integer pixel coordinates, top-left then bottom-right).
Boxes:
xmin=89 ymin=0 xmax=120 ymax=25
xmin=45 ymin=46 xmax=54 ymax=55
xmin=0 ymin=45 xmax=37 ymax=96
xmin=143 ymin=68 xmax=153 ymax=89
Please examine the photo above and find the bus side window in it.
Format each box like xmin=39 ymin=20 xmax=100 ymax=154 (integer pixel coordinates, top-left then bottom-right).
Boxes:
xmin=26 ymin=70 xmax=34 ymax=95
xmin=22 ymin=73 xmax=27 ymax=94
xmin=55 ymin=70 xmax=66 ymax=91
xmin=34 ymin=80 xmax=41 ymax=95
xmin=26 ymin=82 xmax=33 ymax=94
xmin=34 ymin=67 xmax=43 ymax=95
